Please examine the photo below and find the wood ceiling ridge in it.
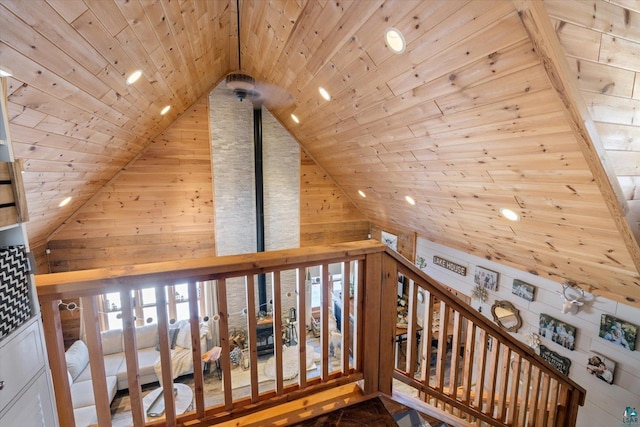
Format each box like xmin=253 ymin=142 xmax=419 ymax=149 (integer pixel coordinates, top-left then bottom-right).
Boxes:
xmin=513 ymin=0 xmax=640 ymax=277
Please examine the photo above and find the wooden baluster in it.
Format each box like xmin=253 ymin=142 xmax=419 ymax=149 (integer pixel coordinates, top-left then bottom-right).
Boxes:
xmin=167 ymin=285 xmax=177 ymax=321
xmin=507 ymin=353 xmax=522 ymax=424
xmin=245 ymin=275 xmax=260 ymax=402
xmin=447 ymin=310 xmax=463 ymax=414
xmin=341 ymin=261 xmax=351 ymax=374
xmin=41 ymin=300 xmax=75 ymax=427
xmin=297 ymin=268 xmax=308 ymax=389
xmin=517 ymin=359 xmax=532 ymax=427
xmin=527 ymin=366 xmax=542 ymax=426
xmin=473 ymin=328 xmax=487 ymax=426
xmin=134 ymin=289 xmax=144 ymax=327
xmin=217 ymin=278 xmax=233 ymax=411
xmin=434 ymin=301 xmax=449 ymax=409
xmin=555 ymin=384 xmax=569 ymax=427
xmin=405 ymin=277 xmax=418 ymax=379
xmin=353 ymin=259 xmax=364 ymax=372
xmin=461 ymin=320 xmax=475 ymax=408
xmin=321 ymin=263 xmax=330 ymax=381
xmin=565 ymin=388 xmax=581 ymax=427
xmin=81 ymin=296 xmax=112 ymax=427
xmin=537 ymin=374 xmax=551 ymax=427
xmin=198 ymin=282 xmax=206 ymax=320
xmin=156 ymin=285 xmax=177 ymax=426
xmin=121 ymin=290 xmax=144 ymax=426
xmin=273 ymin=271 xmax=284 ymax=395
xmin=496 ymin=344 xmax=511 ymax=421
xmin=379 ymin=253 xmax=397 ymax=395
xmin=419 ymin=291 xmax=433 ymax=388
xmin=546 ymin=378 xmax=559 ymax=427
xmin=485 ymin=337 xmax=500 ymax=420
xmin=188 ymin=281 xmax=204 ymax=418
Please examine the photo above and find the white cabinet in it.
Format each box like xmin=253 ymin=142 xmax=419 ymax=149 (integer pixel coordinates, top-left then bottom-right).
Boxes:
xmin=0 ymin=79 xmax=58 ymax=426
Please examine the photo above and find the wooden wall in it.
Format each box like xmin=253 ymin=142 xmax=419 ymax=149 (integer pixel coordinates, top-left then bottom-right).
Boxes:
xmin=370 ymin=222 xmax=415 ymax=262
xmin=300 ymin=151 xmax=369 ymax=246
xmin=45 ymin=95 xmax=216 ymax=272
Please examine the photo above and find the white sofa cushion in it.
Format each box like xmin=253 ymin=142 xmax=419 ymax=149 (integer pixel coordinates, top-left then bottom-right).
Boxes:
xmin=66 ymin=340 xmax=90 ymax=381
xmin=70 ymin=375 xmax=118 ymax=409
xmin=175 ymin=320 xmax=192 ymax=349
xmin=73 ymin=405 xmax=98 ymax=427
xmin=74 ymin=353 xmax=124 ymax=383
xmin=136 ymin=324 xmax=157 ymax=350
xmin=101 ymin=328 xmax=123 ymax=355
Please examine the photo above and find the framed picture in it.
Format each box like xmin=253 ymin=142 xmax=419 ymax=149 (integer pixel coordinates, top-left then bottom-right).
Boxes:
xmin=381 ymin=231 xmax=398 ymax=251
xmin=586 ymin=353 xmax=615 ymax=384
xmin=512 ymin=279 xmax=535 ymax=302
xmin=539 ymin=313 xmax=577 ymax=351
xmin=599 ymin=314 xmax=637 ymax=351
xmin=474 ymin=266 xmax=499 ymax=291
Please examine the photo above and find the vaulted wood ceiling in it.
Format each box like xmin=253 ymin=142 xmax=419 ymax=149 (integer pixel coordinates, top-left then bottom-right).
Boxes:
xmin=1 ymin=0 xmax=639 ymax=303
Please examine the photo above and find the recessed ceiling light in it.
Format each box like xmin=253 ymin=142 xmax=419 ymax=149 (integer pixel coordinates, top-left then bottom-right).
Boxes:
xmin=358 ymin=190 xmax=366 ymax=198
xmin=58 ymin=196 xmax=72 ymax=207
xmin=500 ymin=207 xmax=520 ymax=221
xmin=160 ymin=105 xmax=171 ymax=115
xmin=405 ymin=195 xmax=416 ymax=205
xmin=318 ymin=87 xmax=331 ymax=101
xmin=0 ymin=66 xmax=12 ymax=77
xmin=126 ymin=69 xmax=142 ymax=85
xmin=291 ymin=113 xmax=300 ymax=124
xmin=384 ymin=27 xmax=406 ymax=54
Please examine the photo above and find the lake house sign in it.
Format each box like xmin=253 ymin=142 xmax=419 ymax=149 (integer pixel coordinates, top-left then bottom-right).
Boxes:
xmin=433 ymin=256 xmax=467 ymax=276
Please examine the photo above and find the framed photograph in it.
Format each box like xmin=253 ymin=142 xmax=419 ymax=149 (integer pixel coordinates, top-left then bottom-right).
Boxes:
xmin=512 ymin=279 xmax=535 ymax=302
xmin=599 ymin=314 xmax=637 ymax=351
xmin=381 ymin=231 xmax=398 ymax=251
xmin=474 ymin=266 xmax=499 ymax=291
xmin=538 ymin=313 xmax=577 ymax=351
xmin=586 ymin=353 xmax=615 ymax=384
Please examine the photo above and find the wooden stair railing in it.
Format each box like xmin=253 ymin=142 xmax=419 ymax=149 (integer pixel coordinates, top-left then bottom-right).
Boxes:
xmin=381 ymin=249 xmax=586 ymax=427
xmin=35 ymin=241 xmax=386 ymax=427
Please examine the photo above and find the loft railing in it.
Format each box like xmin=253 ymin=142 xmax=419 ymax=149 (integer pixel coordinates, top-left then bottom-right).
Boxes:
xmin=35 ymin=241 xmax=585 ymax=427
xmin=383 ymin=249 xmax=586 ymax=426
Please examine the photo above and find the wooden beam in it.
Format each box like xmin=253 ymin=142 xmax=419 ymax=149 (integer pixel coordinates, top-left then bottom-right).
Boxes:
xmin=512 ymin=0 xmax=640 ymax=278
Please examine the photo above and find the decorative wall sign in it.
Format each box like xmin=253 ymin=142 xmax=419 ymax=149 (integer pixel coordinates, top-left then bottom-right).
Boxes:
xmin=512 ymin=279 xmax=535 ymax=302
xmin=474 ymin=266 xmax=498 ymax=291
xmin=587 ymin=352 xmax=615 ymax=385
xmin=539 ymin=345 xmax=571 ymax=376
xmin=599 ymin=314 xmax=637 ymax=351
xmin=539 ymin=313 xmax=577 ymax=351
xmin=432 ymin=256 xmax=466 ymax=276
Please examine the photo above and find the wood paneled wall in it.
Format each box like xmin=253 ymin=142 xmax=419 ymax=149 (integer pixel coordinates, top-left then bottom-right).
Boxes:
xmin=46 ymin=95 xmax=216 ymax=272
xmin=300 ymin=151 xmax=369 ymax=246
xmin=370 ymin=222 xmax=415 ymax=262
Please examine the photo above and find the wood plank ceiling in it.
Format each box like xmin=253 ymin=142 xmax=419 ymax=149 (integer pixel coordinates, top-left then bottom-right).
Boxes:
xmin=1 ymin=0 xmax=639 ymax=304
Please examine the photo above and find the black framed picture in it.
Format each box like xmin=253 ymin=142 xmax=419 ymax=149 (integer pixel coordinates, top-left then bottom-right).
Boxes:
xmin=599 ymin=314 xmax=637 ymax=351
xmin=539 ymin=313 xmax=577 ymax=351
xmin=512 ymin=279 xmax=535 ymax=302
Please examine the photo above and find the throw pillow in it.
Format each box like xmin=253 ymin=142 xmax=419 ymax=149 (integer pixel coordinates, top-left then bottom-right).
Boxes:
xmin=66 ymin=340 xmax=89 ymax=381
xmin=155 ymin=328 xmax=179 ymax=351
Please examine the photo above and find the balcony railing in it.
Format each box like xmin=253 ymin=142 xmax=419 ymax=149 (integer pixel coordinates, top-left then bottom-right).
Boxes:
xmin=35 ymin=240 xmax=585 ymax=427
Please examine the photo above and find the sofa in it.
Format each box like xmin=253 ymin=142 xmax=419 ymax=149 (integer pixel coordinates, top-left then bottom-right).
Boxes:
xmin=65 ymin=321 xmax=207 ymax=427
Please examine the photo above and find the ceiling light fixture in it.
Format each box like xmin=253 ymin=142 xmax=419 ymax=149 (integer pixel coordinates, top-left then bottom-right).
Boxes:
xmin=358 ymin=190 xmax=366 ymax=198
xmin=384 ymin=27 xmax=406 ymax=54
xmin=405 ymin=195 xmax=416 ymax=205
xmin=0 ymin=66 xmax=13 ymax=77
xmin=319 ymin=87 xmax=331 ymax=101
xmin=58 ymin=196 xmax=72 ymax=207
xmin=291 ymin=113 xmax=300 ymax=124
xmin=126 ymin=69 xmax=142 ymax=85
xmin=500 ymin=207 xmax=520 ymax=221
xmin=160 ymin=105 xmax=171 ymax=115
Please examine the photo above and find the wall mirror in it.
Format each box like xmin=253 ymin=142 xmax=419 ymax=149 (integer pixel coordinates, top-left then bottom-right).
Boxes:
xmin=491 ymin=300 xmax=522 ymax=332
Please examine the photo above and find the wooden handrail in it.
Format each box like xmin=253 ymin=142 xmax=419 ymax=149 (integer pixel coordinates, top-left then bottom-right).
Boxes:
xmin=37 ymin=241 xmax=385 ymax=427
xmin=383 ymin=249 xmax=586 ymax=426
xmin=35 ymin=240 xmax=584 ymax=426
